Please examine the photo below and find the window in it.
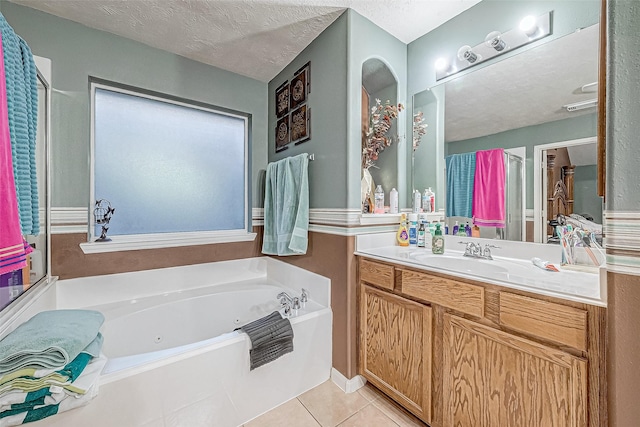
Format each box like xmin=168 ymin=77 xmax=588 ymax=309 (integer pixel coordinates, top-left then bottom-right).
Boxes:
xmin=83 ymin=80 xmax=253 ymax=253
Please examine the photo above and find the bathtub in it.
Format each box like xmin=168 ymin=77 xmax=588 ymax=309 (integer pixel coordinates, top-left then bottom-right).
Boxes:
xmin=4 ymin=258 xmax=332 ymax=427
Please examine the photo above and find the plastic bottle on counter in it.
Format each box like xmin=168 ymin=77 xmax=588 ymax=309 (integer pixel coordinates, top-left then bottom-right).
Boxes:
xmin=465 ymin=221 xmax=472 ymax=237
xmin=452 ymin=221 xmax=459 ymax=236
xmin=417 ymin=220 xmax=426 ymax=248
xmin=424 ymin=187 xmax=435 ymax=213
xmin=408 ymin=213 xmax=418 ymax=246
xmin=472 ymin=224 xmax=480 ymax=237
xmin=397 ymin=214 xmax=409 ymax=247
xmin=389 ymin=188 xmax=399 ymax=214
xmin=432 ymin=223 xmax=445 ymax=254
xmin=374 ymin=185 xmax=384 ymax=214
xmin=413 ymin=190 xmax=421 ymax=213
xmin=457 ymin=222 xmax=466 ymax=236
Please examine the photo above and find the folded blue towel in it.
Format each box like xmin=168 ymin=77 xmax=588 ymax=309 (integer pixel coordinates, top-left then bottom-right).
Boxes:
xmin=446 ymin=153 xmax=476 ymax=218
xmin=0 ymin=310 xmax=104 ymax=376
xmin=262 ymin=153 xmax=309 ymax=256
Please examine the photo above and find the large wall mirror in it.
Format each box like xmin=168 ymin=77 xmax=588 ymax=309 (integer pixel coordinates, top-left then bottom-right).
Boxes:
xmin=412 ymin=23 xmax=601 ymax=242
xmin=1 ymin=57 xmax=50 ymax=313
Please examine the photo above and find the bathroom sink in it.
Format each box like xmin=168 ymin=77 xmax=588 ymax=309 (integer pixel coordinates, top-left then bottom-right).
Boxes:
xmin=408 ymin=252 xmax=509 ymax=276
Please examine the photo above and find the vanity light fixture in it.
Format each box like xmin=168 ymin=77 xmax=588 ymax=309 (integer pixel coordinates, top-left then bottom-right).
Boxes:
xmin=434 ymin=11 xmax=552 ymax=81
xmin=485 ymin=31 xmax=507 ymax=51
xmin=457 ymin=45 xmax=479 ymax=64
xmin=435 ymin=57 xmax=450 ymax=72
xmin=519 ymin=15 xmax=539 ymax=37
xmin=563 ymin=99 xmax=598 ymax=112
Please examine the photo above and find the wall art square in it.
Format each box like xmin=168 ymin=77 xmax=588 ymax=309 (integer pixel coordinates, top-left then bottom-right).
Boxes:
xmin=275 ymin=80 xmax=289 ymax=118
xmin=291 ymin=105 xmax=311 ymax=145
xmin=275 ymin=115 xmax=290 ymax=152
xmin=290 ymin=62 xmax=310 ymax=110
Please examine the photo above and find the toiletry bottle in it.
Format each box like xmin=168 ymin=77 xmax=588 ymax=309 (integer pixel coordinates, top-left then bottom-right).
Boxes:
xmin=408 ymin=213 xmax=418 ymax=246
xmin=472 ymin=224 xmax=480 ymax=237
xmin=445 ymin=223 xmax=449 ymax=235
xmin=452 ymin=221 xmax=459 ymax=236
xmin=389 ymin=188 xmax=398 ymax=214
xmin=432 ymin=223 xmax=445 ymax=254
xmin=422 ymin=189 xmax=429 ymax=213
xmin=457 ymin=221 xmax=466 ymax=236
xmin=413 ymin=190 xmax=421 ymax=213
xmin=374 ymin=185 xmax=384 ymax=214
xmin=427 ymin=187 xmax=435 ymax=213
xmin=417 ymin=219 xmax=426 ymax=248
xmin=397 ymin=214 xmax=409 ymax=247
xmin=465 ymin=222 xmax=471 ymax=237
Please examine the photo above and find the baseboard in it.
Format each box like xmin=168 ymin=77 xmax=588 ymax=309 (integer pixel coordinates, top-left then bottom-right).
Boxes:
xmin=331 ymin=368 xmax=366 ymax=394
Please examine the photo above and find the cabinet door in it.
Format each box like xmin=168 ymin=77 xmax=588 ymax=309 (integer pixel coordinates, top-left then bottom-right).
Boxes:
xmin=360 ymin=284 xmax=432 ymax=422
xmin=443 ymin=314 xmax=587 ymax=427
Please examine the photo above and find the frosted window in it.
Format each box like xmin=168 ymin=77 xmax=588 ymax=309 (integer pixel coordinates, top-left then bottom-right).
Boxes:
xmin=93 ymin=86 xmax=247 ymax=236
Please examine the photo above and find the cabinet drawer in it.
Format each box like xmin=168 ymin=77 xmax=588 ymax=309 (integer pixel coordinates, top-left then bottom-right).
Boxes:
xmin=400 ymin=269 xmax=484 ymax=317
xmin=360 ymin=259 xmax=395 ymax=290
xmin=499 ymin=292 xmax=588 ymax=351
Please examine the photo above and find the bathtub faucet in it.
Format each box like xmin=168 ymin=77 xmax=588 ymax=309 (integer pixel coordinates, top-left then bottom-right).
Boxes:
xmin=277 ymin=292 xmax=301 ymax=317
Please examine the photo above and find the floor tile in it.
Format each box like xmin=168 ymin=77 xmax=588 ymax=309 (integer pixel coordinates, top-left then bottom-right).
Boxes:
xmin=298 ymin=380 xmax=369 ymax=427
xmin=338 ymin=404 xmax=399 ymax=427
xmin=357 ymin=383 xmax=383 ymax=402
xmin=245 ymin=398 xmax=320 ymax=427
xmin=371 ymin=395 xmax=428 ymax=427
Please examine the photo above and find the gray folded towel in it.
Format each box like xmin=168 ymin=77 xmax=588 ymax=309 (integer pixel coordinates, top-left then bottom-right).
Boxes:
xmin=239 ymin=311 xmax=294 ymax=370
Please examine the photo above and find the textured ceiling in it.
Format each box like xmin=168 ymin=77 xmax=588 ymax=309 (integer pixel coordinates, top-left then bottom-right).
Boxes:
xmin=10 ymin=0 xmax=481 ymax=82
xmin=444 ymin=24 xmax=600 ymax=143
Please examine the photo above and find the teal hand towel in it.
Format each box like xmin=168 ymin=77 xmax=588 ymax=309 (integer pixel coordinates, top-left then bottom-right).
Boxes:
xmin=446 ymin=153 xmax=476 ymax=218
xmin=0 ymin=310 xmax=104 ymax=376
xmin=262 ymin=153 xmax=309 ymax=256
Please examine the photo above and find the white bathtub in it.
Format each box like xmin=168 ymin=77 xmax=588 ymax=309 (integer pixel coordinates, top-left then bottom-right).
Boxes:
xmin=5 ymin=258 xmax=332 ymax=427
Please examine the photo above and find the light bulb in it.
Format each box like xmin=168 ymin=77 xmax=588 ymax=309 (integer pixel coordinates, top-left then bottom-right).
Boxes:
xmin=435 ymin=57 xmax=449 ymax=72
xmin=457 ymin=45 xmax=478 ymax=64
xmin=519 ymin=15 xmax=538 ymax=37
xmin=484 ymin=30 xmax=506 ymax=52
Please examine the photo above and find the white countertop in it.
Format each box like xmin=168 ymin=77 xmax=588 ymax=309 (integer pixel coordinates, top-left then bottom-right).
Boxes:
xmin=355 ymin=233 xmax=606 ymax=307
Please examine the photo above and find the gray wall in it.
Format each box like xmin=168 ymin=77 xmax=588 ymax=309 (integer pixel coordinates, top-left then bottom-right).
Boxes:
xmin=446 ymin=113 xmax=597 ymax=209
xmin=606 ymin=0 xmax=640 ymax=211
xmin=2 ymin=2 xmax=268 ymax=209
xmin=573 ymin=165 xmax=602 ymax=224
xmin=268 ymin=12 xmax=348 ymax=209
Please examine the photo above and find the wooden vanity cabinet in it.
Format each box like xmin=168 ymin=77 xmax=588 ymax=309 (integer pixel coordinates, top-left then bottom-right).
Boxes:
xmin=357 ymin=257 xmax=606 ymax=427
xmin=443 ymin=314 xmax=587 ymax=427
xmin=360 ymin=283 xmax=432 ymax=422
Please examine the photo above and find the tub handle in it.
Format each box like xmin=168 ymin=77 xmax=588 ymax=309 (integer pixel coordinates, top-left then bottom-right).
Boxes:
xmin=293 ymin=297 xmax=301 ymax=310
xmin=301 ymin=289 xmax=308 ymax=307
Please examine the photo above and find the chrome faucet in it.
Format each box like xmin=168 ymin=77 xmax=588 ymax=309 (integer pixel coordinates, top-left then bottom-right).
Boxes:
xmin=459 ymin=241 xmax=500 ymax=260
xmin=277 ymin=291 xmax=301 ymax=316
xmin=277 ymin=291 xmax=294 ymax=306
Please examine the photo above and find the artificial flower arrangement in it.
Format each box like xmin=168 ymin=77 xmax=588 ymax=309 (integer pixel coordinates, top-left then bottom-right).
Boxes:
xmin=412 ymin=111 xmax=428 ymax=151
xmin=362 ymin=99 xmax=404 ymax=169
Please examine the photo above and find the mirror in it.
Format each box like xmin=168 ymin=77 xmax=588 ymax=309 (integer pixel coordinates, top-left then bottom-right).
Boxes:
xmin=412 ymin=24 xmax=601 ymax=242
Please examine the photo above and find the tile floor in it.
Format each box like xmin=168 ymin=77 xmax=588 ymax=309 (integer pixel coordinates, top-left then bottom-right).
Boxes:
xmin=244 ymin=380 xmax=427 ymax=427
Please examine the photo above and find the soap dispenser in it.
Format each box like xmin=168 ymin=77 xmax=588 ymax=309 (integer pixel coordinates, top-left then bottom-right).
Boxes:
xmin=432 ymin=223 xmax=445 ymax=254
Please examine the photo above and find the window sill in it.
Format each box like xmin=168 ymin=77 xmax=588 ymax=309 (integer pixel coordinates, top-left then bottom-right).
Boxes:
xmin=79 ymin=230 xmax=257 ymax=254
